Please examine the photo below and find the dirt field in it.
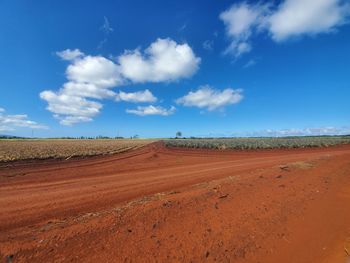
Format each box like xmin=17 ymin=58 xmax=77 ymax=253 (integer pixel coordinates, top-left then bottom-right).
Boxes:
xmin=1 ymin=142 xmax=350 ymax=262
xmin=0 ymin=139 xmax=154 ymax=162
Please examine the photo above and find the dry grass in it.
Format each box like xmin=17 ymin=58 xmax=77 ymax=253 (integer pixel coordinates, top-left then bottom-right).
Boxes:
xmin=0 ymin=139 xmax=155 ymax=162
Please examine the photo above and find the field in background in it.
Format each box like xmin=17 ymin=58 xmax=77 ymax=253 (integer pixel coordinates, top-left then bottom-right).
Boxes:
xmin=0 ymin=139 xmax=155 ymax=162
xmin=2 ymin=136 xmax=350 ymax=162
xmin=164 ymin=136 xmax=350 ymax=150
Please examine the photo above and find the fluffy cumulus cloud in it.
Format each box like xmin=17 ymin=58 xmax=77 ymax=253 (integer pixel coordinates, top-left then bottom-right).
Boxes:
xmin=115 ymin=89 xmax=157 ymax=103
xmin=126 ymin=105 xmax=176 ymax=116
xmin=219 ymin=2 xmax=269 ymax=57
xmin=66 ymin=55 xmax=123 ymax=88
xmin=176 ymin=85 xmax=243 ymax=111
xmin=0 ymin=107 xmax=48 ymax=131
xmin=118 ymin=38 xmax=201 ymax=83
xmin=269 ymin=0 xmax=350 ymax=41
xmin=39 ymin=91 xmax=102 ymax=125
xmin=220 ymin=0 xmax=350 ymax=56
xmin=40 ymin=38 xmax=200 ymax=125
xmin=40 ymin=54 xmax=119 ymax=125
xmin=61 ymin=82 xmax=116 ymax=100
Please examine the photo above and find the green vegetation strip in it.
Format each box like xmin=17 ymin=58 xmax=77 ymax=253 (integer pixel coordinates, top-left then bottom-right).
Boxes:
xmin=164 ymin=136 xmax=350 ymax=150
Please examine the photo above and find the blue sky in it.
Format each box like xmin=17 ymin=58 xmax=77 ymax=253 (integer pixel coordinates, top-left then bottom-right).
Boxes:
xmin=0 ymin=0 xmax=349 ymax=138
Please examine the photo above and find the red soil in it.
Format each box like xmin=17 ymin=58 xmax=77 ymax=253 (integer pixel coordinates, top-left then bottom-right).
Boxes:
xmin=1 ymin=142 xmax=350 ymax=262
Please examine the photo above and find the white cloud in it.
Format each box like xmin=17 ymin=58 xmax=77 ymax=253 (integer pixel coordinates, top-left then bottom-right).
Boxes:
xmin=41 ymin=53 xmax=119 ymax=125
xmin=126 ymin=105 xmax=176 ymax=116
xmin=219 ymin=2 xmax=269 ymax=57
xmin=220 ymin=3 xmax=260 ymax=38
xmin=305 ymin=126 xmax=350 ymax=136
xmin=0 ymin=107 xmax=48 ymax=131
xmin=269 ymin=0 xmax=350 ymax=41
xmin=62 ymin=82 xmax=116 ymax=100
xmin=41 ymin=38 xmax=200 ymax=125
xmin=233 ymin=41 xmax=252 ymax=57
xmin=220 ymin=0 xmax=350 ymax=57
xmin=253 ymin=127 xmax=350 ymax=137
xmin=118 ymin=38 xmax=201 ymax=83
xmin=115 ymin=89 xmax=157 ymax=103
xmin=56 ymin=115 xmax=95 ymax=126
xmin=40 ymin=91 xmax=102 ymax=126
xmin=66 ymin=55 xmax=123 ymax=88
xmin=56 ymin=49 xmax=84 ymax=61
xmin=176 ymin=85 xmax=243 ymax=111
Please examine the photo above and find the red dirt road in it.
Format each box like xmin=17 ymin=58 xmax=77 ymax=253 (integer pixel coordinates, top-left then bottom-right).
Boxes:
xmin=1 ymin=142 xmax=350 ymax=262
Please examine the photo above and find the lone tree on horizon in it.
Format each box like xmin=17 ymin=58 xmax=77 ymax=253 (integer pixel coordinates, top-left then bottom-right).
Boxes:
xmin=176 ymin=131 xmax=182 ymax=138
